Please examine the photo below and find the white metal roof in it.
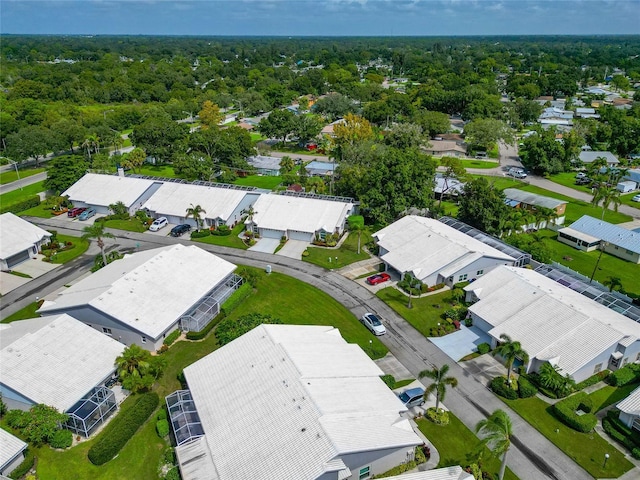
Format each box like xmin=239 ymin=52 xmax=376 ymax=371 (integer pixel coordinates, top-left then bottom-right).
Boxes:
xmin=0 ymin=213 xmax=51 ymax=260
xmin=578 ymin=151 xmax=619 ymax=164
xmin=503 ymin=188 xmax=567 ymax=210
xmin=249 ymin=193 xmax=352 ymax=235
xmin=375 ymin=216 xmax=514 ymax=282
xmin=62 ymin=173 xmax=158 ymax=208
xmin=617 ymin=385 xmax=640 ymax=416
xmin=178 ymin=324 xmax=420 ymax=480
xmin=0 ymin=428 xmax=27 ymax=472
xmin=557 ymin=227 xmax=600 ymax=244
xmin=564 ymin=215 xmax=640 ymax=254
xmin=0 ymin=315 xmax=125 ymax=412
xmin=38 ymin=245 xmax=236 ymax=339
xmin=466 ymin=266 xmax=640 ymax=376
xmin=384 ymin=467 xmax=474 ymax=480
xmin=141 ymin=182 xmax=257 ymax=222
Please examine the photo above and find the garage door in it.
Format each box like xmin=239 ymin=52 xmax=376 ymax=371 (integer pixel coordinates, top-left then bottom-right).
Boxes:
xmin=260 ymin=228 xmax=283 ymax=239
xmin=288 ymin=230 xmax=313 ymax=242
xmin=6 ymin=249 xmax=30 ymax=268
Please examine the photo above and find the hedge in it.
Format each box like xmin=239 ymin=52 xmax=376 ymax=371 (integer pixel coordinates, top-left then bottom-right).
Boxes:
xmin=552 ymin=393 xmax=597 ymax=433
xmin=211 ymin=225 xmax=231 ymax=236
xmin=185 ymin=313 xmax=223 ymax=341
xmin=215 ymin=313 xmax=282 ymax=346
xmin=490 ymin=376 xmax=518 ymax=400
xmin=156 ymin=419 xmax=169 ymax=438
xmin=88 ymin=392 xmax=159 ymax=465
xmin=190 ymin=230 xmax=211 ymax=239
xmin=9 ymin=450 xmax=34 ymax=480
xmin=0 ymin=196 xmax=40 ymax=214
xmin=163 ymin=329 xmax=181 ymax=347
xmin=50 ymin=429 xmax=73 ymax=449
xmin=518 ymin=375 xmax=538 ymax=398
xmin=220 ymin=282 xmax=252 ymax=316
xmin=575 ymin=370 xmax=610 ymax=391
xmin=608 ymin=364 xmax=640 ymax=387
xmin=157 ymin=409 xmax=167 ymax=421
xmin=477 ymin=343 xmax=490 ymax=355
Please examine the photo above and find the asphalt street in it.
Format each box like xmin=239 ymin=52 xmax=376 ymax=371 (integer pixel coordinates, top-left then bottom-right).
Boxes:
xmin=0 ymin=171 xmax=47 ymax=195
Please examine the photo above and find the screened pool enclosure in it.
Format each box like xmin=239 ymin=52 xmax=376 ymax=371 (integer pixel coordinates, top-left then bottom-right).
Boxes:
xmin=65 ymin=386 xmax=117 ymax=437
xmin=166 ymin=390 xmax=204 ymax=446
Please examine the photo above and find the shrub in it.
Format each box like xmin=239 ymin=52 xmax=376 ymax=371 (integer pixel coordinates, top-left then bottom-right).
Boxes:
xmin=5 ymin=409 xmax=30 ymax=429
xmin=163 ymin=329 xmax=181 ymax=347
xmin=220 ymin=282 xmax=252 ymax=316
xmin=88 ymin=392 xmax=159 ymax=465
xmin=211 ymin=225 xmax=231 ymax=236
xmin=552 ymin=393 xmax=597 ymax=433
xmin=608 ymin=364 xmax=640 ymax=386
xmin=518 ymin=375 xmax=538 ymax=398
xmin=425 ymin=407 xmax=450 ymax=425
xmin=235 ymin=266 xmax=260 ymax=288
xmin=190 ymin=230 xmax=211 ymax=239
xmin=215 ymin=313 xmax=283 ymax=346
xmin=156 ymin=419 xmax=169 ymax=438
xmin=49 ymin=429 xmax=73 ymax=449
xmin=9 ymin=450 xmax=34 ymax=480
xmin=0 ymin=195 xmax=40 ymax=214
xmin=165 ymin=468 xmax=181 ymax=480
xmin=490 ymin=376 xmax=518 ymax=400
xmin=381 ymin=375 xmax=396 ymax=389
xmin=185 ymin=313 xmax=223 ymax=341
xmin=477 ymin=343 xmax=490 ymax=355
xmin=157 ymin=409 xmax=167 ymax=421
xmin=575 ymin=370 xmax=610 ymax=390
xmin=633 ymin=448 xmax=640 ymax=460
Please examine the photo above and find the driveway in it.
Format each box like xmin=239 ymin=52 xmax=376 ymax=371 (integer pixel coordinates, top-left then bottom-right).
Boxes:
xmin=428 ymin=324 xmax=492 ymax=362
xmin=0 ymin=255 xmax=59 ymax=295
xmin=275 ymin=239 xmax=308 ymax=259
xmin=460 ymin=354 xmax=508 ymax=387
xmin=248 ymin=237 xmax=280 ymax=254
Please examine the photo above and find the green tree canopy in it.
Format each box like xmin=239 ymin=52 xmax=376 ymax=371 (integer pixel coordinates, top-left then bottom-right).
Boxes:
xmin=44 ymin=154 xmax=89 ymax=195
xmin=458 ymin=177 xmax=510 ymax=236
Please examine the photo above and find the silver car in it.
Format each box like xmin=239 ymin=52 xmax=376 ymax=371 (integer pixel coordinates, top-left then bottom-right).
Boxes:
xmin=360 ymin=313 xmax=386 ymax=336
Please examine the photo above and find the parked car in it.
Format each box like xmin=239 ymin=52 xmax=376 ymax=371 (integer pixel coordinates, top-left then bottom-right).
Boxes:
xmin=149 ymin=217 xmax=169 ymax=232
xmin=398 ymin=387 xmax=426 ymax=408
xmin=575 ymin=177 xmax=591 ymax=185
xmin=78 ymin=207 xmax=97 ymax=221
xmin=67 ymin=207 xmax=86 ymax=218
xmin=170 ymin=224 xmax=191 ymax=237
xmin=575 ymin=172 xmax=587 ymax=179
xmin=632 ymin=194 xmax=640 ymax=203
xmin=366 ymin=273 xmax=391 ymax=286
xmin=508 ymin=167 xmax=527 ymax=179
xmin=360 ymin=312 xmax=386 ymax=336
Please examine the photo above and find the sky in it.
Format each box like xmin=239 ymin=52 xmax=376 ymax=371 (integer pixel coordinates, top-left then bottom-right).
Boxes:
xmin=1 ymin=0 xmax=639 ymax=36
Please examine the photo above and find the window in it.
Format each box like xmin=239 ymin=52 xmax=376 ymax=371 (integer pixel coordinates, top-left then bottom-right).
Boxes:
xmin=359 ymin=466 xmax=370 ymax=480
xmin=476 ymin=270 xmax=484 ymax=276
xmin=141 ymin=337 xmax=147 ymax=344
xmin=448 ymin=276 xmax=453 ymax=283
xmin=103 ymin=327 xmax=112 ymax=335
xmin=594 ymin=363 xmax=602 ymax=373
xmin=627 ymin=250 xmax=634 ymax=255
xmin=458 ymin=274 xmax=468 ymax=282
xmin=610 ymin=357 xmax=621 ymax=368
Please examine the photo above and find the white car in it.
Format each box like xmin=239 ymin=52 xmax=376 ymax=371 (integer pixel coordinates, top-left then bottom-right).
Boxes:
xmin=360 ymin=313 xmax=386 ymax=336
xmin=149 ymin=217 xmax=168 ymax=232
xmin=632 ymin=194 xmax=640 ymax=203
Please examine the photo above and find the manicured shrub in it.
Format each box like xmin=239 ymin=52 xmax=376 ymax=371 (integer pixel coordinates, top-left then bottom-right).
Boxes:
xmin=518 ymin=376 xmax=538 ymax=398
xmin=215 ymin=313 xmax=282 ymax=346
xmin=220 ymin=282 xmax=252 ymax=316
xmin=490 ymin=376 xmax=518 ymax=400
xmin=0 ymin=196 xmax=40 ymax=214
xmin=211 ymin=225 xmax=231 ymax=236
xmin=185 ymin=313 xmax=223 ymax=341
xmin=157 ymin=409 xmax=167 ymax=420
xmin=163 ymin=329 xmax=181 ymax=347
xmin=552 ymin=393 xmax=597 ymax=433
xmin=477 ymin=343 xmax=490 ymax=355
xmin=156 ymin=419 xmax=169 ymax=438
xmin=9 ymin=450 xmax=34 ymax=480
xmin=608 ymin=364 xmax=640 ymax=386
xmin=190 ymin=230 xmax=211 ymax=239
xmin=49 ymin=429 xmax=73 ymax=449
xmin=425 ymin=407 xmax=450 ymax=425
xmin=575 ymin=370 xmax=610 ymax=391
xmin=88 ymin=392 xmax=159 ymax=465
xmin=5 ymin=409 xmax=30 ymax=429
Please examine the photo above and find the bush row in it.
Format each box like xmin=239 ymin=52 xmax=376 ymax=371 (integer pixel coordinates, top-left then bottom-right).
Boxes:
xmin=9 ymin=450 xmax=35 ymax=480
xmin=163 ymin=329 xmax=181 ymax=347
xmin=517 ymin=375 xmax=538 ymax=398
xmin=525 ymin=372 xmax=558 ymax=399
xmin=185 ymin=313 xmax=223 ymax=341
xmin=552 ymin=393 xmax=597 ymax=433
xmin=190 ymin=230 xmax=211 ymax=239
xmin=603 ymin=409 xmax=640 ymax=458
xmin=210 ymin=225 xmax=231 ymax=236
xmin=220 ymin=282 xmax=253 ymax=316
xmin=490 ymin=376 xmax=518 ymax=400
xmin=0 ymin=196 xmax=40 ymax=214
xmin=575 ymin=370 xmax=610 ymax=391
xmin=156 ymin=419 xmax=169 ymax=437
xmin=88 ymin=392 xmax=159 ymax=465
xmin=215 ymin=313 xmax=282 ymax=346
xmin=608 ymin=364 xmax=640 ymax=386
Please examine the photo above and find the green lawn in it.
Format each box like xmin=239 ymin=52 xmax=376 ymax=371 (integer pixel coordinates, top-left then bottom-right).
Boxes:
xmin=191 ymin=224 xmax=248 ymax=250
xmin=504 ymin=396 xmax=633 ymax=478
xmin=0 ymin=167 xmax=46 ymax=184
xmin=19 ymin=202 xmax=56 ymax=218
xmin=233 ymin=175 xmax=282 ymax=189
xmin=587 ymin=382 xmax=640 ymax=412
xmin=620 ymin=191 xmax=640 ymax=209
xmin=473 ymin=175 xmax=528 ymax=191
xmin=376 ymin=288 xmax=451 ymax=338
xmin=48 ymin=234 xmax=90 ymax=264
xmin=461 ymin=159 xmax=499 ymax=170
xmin=1 ymin=301 xmax=41 ymax=323
xmin=416 ymin=415 xmax=518 ymax=480
xmin=0 ymin=180 xmax=46 ymax=207
xmin=136 ymin=165 xmax=178 ymax=178
xmin=548 ymin=172 xmax=593 ymax=195
xmin=103 ymin=218 xmax=148 ymax=233
xmin=304 ymin=232 xmax=371 ymax=269
xmin=534 ymin=230 xmax=640 ymax=297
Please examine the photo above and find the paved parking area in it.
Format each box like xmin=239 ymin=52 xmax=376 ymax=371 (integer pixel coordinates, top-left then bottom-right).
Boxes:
xmin=248 ymin=237 xmax=280 ymax=254
xmin=375 ymin=352 xmax=413 ymax=380
xmin=144 ymin=224 xmax=175 ymax=237
xmin=460 ymin=354 xmax=508 ymax=387
xmin=0 ymin=255 xmax=58 ymax=295
xmin=276 ymin=240 xmax=308 ymax=259
xmin=428 ymin=324 xmax=492 ymax=362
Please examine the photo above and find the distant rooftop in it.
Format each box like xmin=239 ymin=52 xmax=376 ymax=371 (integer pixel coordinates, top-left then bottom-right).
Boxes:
xmin=503 ymin=188 xmax=566 ymax=210
xmin=562 ymin=215 xmax=640 ymax=255
xmin=578 ymin=151 xmax=619 ymax=164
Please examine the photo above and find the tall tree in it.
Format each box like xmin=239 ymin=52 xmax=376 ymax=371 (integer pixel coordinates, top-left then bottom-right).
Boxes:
xmin=603 ymin=276 xmax=623 ymax=293
xmin=44 ymin=154 xmax=89 ymax=195
xmin=463 ymin=119 xmax=514 ymax=151
xmin=494 ymin=334 xmax=529 ymax=386
xmin=121 ymin=147 xmax=146 ymax=172
xmin=437 ymin=156 xmax=467 ymax=213
xmin=131 ymin=115 xmax=188 ymax=162
xmin=257 ymin=109 xmax=296 ymax=144
xmin=292 ymin=114 xmax=324 ymax=145
xmin=458 ymin=177 xmax=510 ymax=236
xmin=186 ymin=203 xmax=206 ymax=230
xmin=82 ymin=222 xmax=115 ymax=268
xmin=51 ymin=119 xmax=86 ymax=153
xmin=199 ymin=100 xmax=223 ymax=129
xmin=418 ymin=364 xmax=458 ymax=412
xmin=347 ymin=214 xmax=365 ymax=254
xmin=6 ymin=125 xmax=55 ymax=166
xmin=115 ymin=344 xmax=165 ymax=393
xmin=476 ymin=409 xmax=513 ymax=480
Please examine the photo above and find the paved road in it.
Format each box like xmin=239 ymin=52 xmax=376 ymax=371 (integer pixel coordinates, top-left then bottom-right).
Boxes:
xmin=2 ymin=216 xmax=600 ymax=480
xmin=0 ymin=171 xmax=48 ymax=195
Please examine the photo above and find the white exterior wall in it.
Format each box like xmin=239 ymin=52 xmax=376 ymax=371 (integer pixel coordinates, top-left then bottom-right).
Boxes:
xmin=443 ymin=256 xmax=514 ymax=286
xmin=341 ymin=446 xmax=417 ymax=480
xmin=602 ymin=243 xmax=640 ymax=264
xmin=0 ymin=449 xmax=26 ymax=477
xmin=0 ymin=383 xmax=35 ymax=411
xmin=619 ymin=411 xmax=636 ymax=429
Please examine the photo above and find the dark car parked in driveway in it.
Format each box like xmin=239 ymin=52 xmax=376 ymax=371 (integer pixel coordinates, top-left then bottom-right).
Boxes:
xmin=68 ymin=207 xmax=86 ymax=217
xmin=170 ymin=224 xmax=192 ymax=237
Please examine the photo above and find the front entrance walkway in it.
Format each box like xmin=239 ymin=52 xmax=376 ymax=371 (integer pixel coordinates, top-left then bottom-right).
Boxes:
xmin=429 ymin=324 xmax=492 ymax=362
xmin=276 ymin=240 xmax=308 ymax=259
xmin=248 ymin=237 xmax=280 ymax=254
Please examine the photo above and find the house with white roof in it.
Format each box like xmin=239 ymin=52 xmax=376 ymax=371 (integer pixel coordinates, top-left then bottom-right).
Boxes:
xmin=558 ymin=215 xmax=640 ymax=263
xmin=246 ymin=193 xmax=353 ymax=242
xmin=464 ymin=266 xmax=640 ymax=382
xmin=0 ymin=428 xmax=27 ymax=477
xmin=141 ymin=182 xmax=259 ymax=229
xmin=246 ymin=155 xmax=282 ymax=176
xmin=617 ymin=385 xmax=640 ymax=432
xmin=578 ymin=151 xmax=619 ymax=166
xmin=424 ymin=140 xmax=467 ymax=158
xmin=384 ymin=469 xmax=473 ymax=480
xmin=538 ymin=107 xmax=574 ymax=127
xmin=373 ymin=216 xmax=516 ymax=287
xmin=63 ymin=173 xmax=162 ymax=216
xmin=0 ymin=314 xmax=125 ymax=437
xmin=166 ymin=324 xmax=422 ymax=480
xmin=0 ymin=213 xmax=51 ymax=270
xmin=503 ymin=188 xmax=567 ymax=227
xmin=38 ymin=244 xmax=240 ymax=351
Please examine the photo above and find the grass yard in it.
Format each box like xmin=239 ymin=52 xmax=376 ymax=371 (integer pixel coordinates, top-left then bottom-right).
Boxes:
xmin=473 ymin=175 xmax=528 ymax=191
xmin=136 ymin=165 xmax=178 ymax=178
xmin=376 ymin=288 xmax=451 ymax=338
xmin=103 ymin=218 xmax=148 ymax=233
xmin=534 ymin=230 xmax=640 ymax=296
xmin=503 ymin=396 xmax=633 ymax=478
xmin=191 ymin=224 xmax=248 ymax=250
xmin=19 ymin=202 xmax=56 ymax=218
xmin=587 ymin=382 xmax=640 ymax=412
xmin=1 ymin=301 xmax=41 ymax=323
xmin=48 ymin=234 xmax=90 ymax=264
xmin=620 ymin=191 xmax=640 ymax=209
xmin=233 ymin=174 xmax=282 ymax=189
xmin=461 ymin=159 xmax=499 ymax=170
xmin=0 ymin=167 xmax=46 ymax=184
xmin=304 ymin=231 xmax=371 ymax=269
xmin=548 ymin=172 xmax=593 ymax=195
xmin=416 ymin=414 xmax=518 ymax=480
xmin=0 ymin=180 xmax=46 ymax=207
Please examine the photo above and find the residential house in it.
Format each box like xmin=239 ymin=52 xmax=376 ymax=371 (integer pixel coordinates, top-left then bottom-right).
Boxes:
xmin=578 ymin=151 xmax=619 ymax=166
xmin=575 ymin=107 xmax=600 ymax=119
xmin=0 ymin=314 xmax=125 ymax=437
xmin=246 ymin=155 xmax=283 ymax=176
xmin=557 ymin=215 xmax=640 ymax=263
xmin=538 ymin=107 xmax=573 ymax=127
xmin=373 ymin=216 xmax=516 ymax=287
xmin=305 ymin=160 xmax=336 ymax=177
xmin=246 ymin=193 xmax=353 ymax=242
xmin=38 ymin=245 xmax=241 ymax=350
xmin=321 ymin=118 xmax=346 ymax=137
xmin=0 ymin=428 xmax=27 ymax=477
xmin=424 ymin=140 xmax=467 ymax=158
xmin=617 ymin=385 xmax=640 ymax=432
xmin=434 ymin=174 xmax=465 ymax=197
xmin=464 ymin=266 xmax=640 ymax=382
xmin=166 ymin=324 xmax=423 ymax=480
xmin=503 ymin=188 xmax=567 ymax=228
xmin=0 ymin=213 xmax=51 ymax=270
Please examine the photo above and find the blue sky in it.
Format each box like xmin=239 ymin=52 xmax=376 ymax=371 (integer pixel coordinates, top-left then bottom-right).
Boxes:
xmin=1 ymin=0 xmax=639 ymax=36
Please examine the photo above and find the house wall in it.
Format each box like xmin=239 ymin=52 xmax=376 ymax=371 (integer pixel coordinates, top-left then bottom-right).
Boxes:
xmin=603 ymin=243 xmax=640 ymax=264
xmin=619 ymin=411 xmax=636 ymax=429
xmin=226 ymin=193 xmax=260 ymax=227
xmin=0 ymin=448 xmax=26 ymax=477
xmin=340 ymin=445 xmax=417 ymax=480
xmin=468 ymin=313 xmax=498 ymax=347
xmin=0 ymin=384 xmax=35 ymax=411
xmin=441 ymin=256 xmax=514 ymax=286
xmin=128 ymin=182 xmax=163 ymax=216
xmin=557 ymin=232 xmax=600 ymax=252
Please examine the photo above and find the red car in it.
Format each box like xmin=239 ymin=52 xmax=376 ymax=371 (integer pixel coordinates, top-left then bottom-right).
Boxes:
xmin=366 ymin=273 xmax=391 ymax=285
xmin=68 ymin=207 xmax=87 ymax=218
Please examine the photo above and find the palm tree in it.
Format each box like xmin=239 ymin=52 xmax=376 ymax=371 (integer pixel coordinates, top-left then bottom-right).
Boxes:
xmin=603 ymin=276 xmax=623 ymax=293
xmin=347 ymin=215 xmax=365 ymax=254
xmin=476 ymin=409 xmax=513 ymax=480
xmin=242 ymin=204 xmax=257 ymax=223
xmin=600 ymin=187 xmax=621 ymax=220
xmin=116 ymin=344 xmax=150 ymax=379
xmin=81 ymin=222 xmax=115 ymax=268
xmin=419 ymin=364 xmax=458 ymax=412
xmin=494 ymin=334 xmax=529 ymax=386
xmin=81 ymin=134 xmax=100 ymax=159
xmin=186 ymin=203 xmax=206 ymax=231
